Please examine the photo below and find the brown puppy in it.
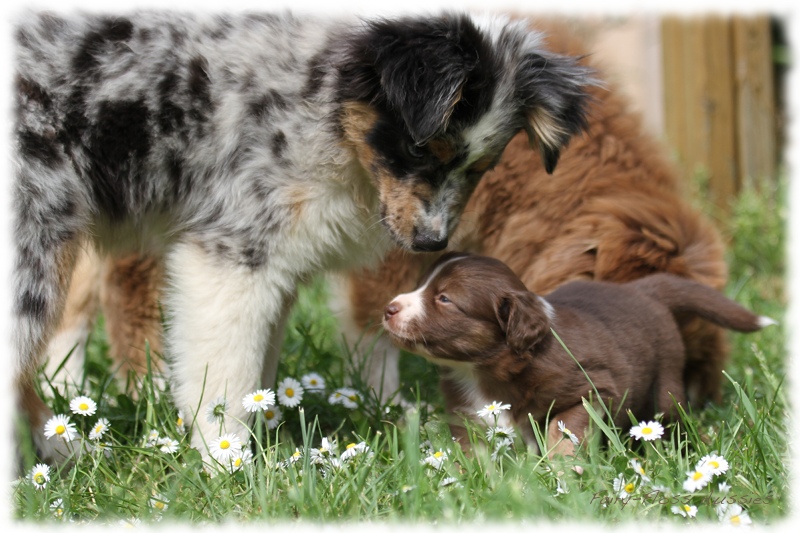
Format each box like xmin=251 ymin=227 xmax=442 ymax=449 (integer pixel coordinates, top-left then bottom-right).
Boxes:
xmin=337 ymin=19 xmax=728 ymax=406
xmin=382 ymin=253 xmax=773 ymax=456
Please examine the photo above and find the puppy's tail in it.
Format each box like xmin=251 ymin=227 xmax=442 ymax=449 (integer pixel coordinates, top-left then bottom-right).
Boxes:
xmin=628 ymin=273 xmax=776 ymax=332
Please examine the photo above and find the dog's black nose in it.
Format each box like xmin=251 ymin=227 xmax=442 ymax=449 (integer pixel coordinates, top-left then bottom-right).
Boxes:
xmin=412 ymin=232 xmax=448 ymax=252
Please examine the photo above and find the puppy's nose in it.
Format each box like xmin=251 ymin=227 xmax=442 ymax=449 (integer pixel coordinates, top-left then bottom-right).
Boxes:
xmin=412 ymin=230 xmax=448 ymax=252
xmin=384 ymin=302 xmax=401 ymax=321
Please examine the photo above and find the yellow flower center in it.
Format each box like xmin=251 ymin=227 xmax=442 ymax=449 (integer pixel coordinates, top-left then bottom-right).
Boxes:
xmin=154 ymin=501 xmax=165 ymax=510
xmin=625 ymin=483 xmax=635 ymax=493
xmin=641 ymin=427 xmax=653 ymax=435
xmin=346 ymin=443 xmax=356 ymax=450
xmin=253 ymin=394 xmax=264 ymax=402
xmin=710 ymin=460 xmax=719 ymax=469
xmin=639 ymin=467 xmax=645 ymax=474
xmin=79 ymin=403 xmax=89 ymax=411
xmin=220 ymin=440 xmax=230 ymax=450
xmin=265 ymin=411 xmax=274 ymax=420
xmin=693 ymin=471 xmax=704 ymax=481
xmin=683 ymin=505 xmax=692 ymax=512
xmin=434 ymin=451 xmax=444 ymax=459
xmin=56 ymin=425 xmax=66 ymax=435
xmin=34 ymin=474 xmax=45 ymax=485
xmin=234 ymin=458 xmax=243 ymax=467
xmin=94 ymin=425 xmax=104 ymax=433
xmin=731 ymin=515 xmax=741 ymax=525
xmin=177 ymin=417 xmax=183 ymax=426
xmin=55 ymin=509 xmax=63 ymax=517
xmin=286 ymin=388 xmax=294 ymax=398
xmin=293 ymin=451 xmax=301 ymax=458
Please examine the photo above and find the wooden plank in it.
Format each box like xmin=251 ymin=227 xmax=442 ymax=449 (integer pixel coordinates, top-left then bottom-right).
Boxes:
xmin=732 ymin=15 xmax=777 ymax=189
xmin=661 ymin=17 xmax=687 ymax=171
xmin=703 ymin=17 xmax=738 ymax=211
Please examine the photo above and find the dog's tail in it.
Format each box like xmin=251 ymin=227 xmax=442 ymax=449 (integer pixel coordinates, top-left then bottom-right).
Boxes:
xmin=628 ymin=273 xmax=776 ymax=332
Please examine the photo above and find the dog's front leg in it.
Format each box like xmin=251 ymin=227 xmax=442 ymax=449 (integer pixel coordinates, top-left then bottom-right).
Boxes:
xmin=164 ymin=240 xmax=291 ymax=456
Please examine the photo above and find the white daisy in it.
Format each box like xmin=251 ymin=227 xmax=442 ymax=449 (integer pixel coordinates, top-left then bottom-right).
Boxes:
xmin=29 ymin=463 xmax=50 ymax=490
xmin=50 ymin=498 xmax=64 ymax=518
xmin=718 ymin=503 xmax=752 ymax=527
xmin=310 ymin=437 xmax=338 ymax=465
xmin=88 ymin=418 xmax=110 ymax=441
xmin=143 ymin=429 xmax=160 ymax=448
xmin=439 ymin=476 xmax=461 ymax=488
xmin=89 ymin=440 xmax=113 ymax=457
xmin=329 ymin=387 xmax=361 ymax=409
xmin=158 ymin=437 xmax=179 ymax=454
xmin=671 ymin=504 xmax=698 ymax=518
xmin=288 ymin=448 xmax=303 ymax=464
xmin=301 ymin=372 xmax=326 ymax=392
xmin=490 ymin=438 xmax=513 ymax=462
xmin=149 ymin=494 xmax=169 ymax=512
xmin=263 ymin=405 xmax=283 ymax=429
xmin=69 ymin=395 xmax=97 ymax=417
xmin=718 ymin=481 xmax=732 ymax=493
xmin=486 ymin=426 xmax=516 ymax=441
xmin=683 ymin=467 xmax=713 ymax=492
xmin=555 ymin=477 xmax=569 ymax=495
xmin=175 ymin=410 xmax=186 ymax=435
xmin=613 ymin=473 xmax=636 ymax=498
xmin=43 ymin=414 xmax=78 ymax=441
xmin=422 ymin=449 xmax=448 ymax=470
xmin=477 ymin=401 xmax=511 ymax=419
xmin=630 ymin=459 xmax=651 ymax=482
xmin=209 ymin=433 xmax=241 ymax=462
xmin=242 ymin=388 xmax=276 ymax=412
xmin=557 ymin=420 xmax=580 ymax=446
xmin=340 ymin=442 xmax=370 ymax=461
xmin=227 ymin=449 xmax=253 ymax=473
xmin=697 ymin=453 xmax=729 ymax=476
xmin=206 ymin=396 xmax=228 ymax=425
xmin=277 ymin=377 xmax=304 ymax=408
xmin=629 ymin=420 xmax=664 ymax=441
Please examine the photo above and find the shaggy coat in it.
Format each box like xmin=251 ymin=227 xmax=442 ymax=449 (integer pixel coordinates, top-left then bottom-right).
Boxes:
xmin=13 ymin=11 xmax=593 ymax=460
xmin=336 ymin=21 xmax=729 ymax=406
xmin=382 ymin=253 xmax=771 ymax=455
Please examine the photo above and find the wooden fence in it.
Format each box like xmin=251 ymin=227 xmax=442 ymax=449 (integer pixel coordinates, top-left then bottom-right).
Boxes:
xmin=661 ymin=16 xmax=778 ymax=212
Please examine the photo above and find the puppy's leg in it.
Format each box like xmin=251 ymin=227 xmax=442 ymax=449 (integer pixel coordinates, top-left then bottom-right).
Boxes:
xmin=657 ymin=336 xmax=687 ymax=422
xmin=547 ymin=404 xmax=589 ymax=457
xmin=101 ymin=253 xmax=164 ymax=389
xmin=45 ymin=245 xmax=103 ymax=389
xmin=164 ymin=240 xmax=292 ymax=454
xmin=260 ymin=292 xmax=296 ymax=391
xmin=13 ymin=176 xmax=88 ymax=461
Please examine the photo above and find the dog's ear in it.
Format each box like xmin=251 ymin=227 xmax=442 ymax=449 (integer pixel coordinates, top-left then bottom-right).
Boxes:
xmin=515 ymin=52 xmax=595 ymax=174
xmin=495 ymin=291 xmax=551 ymax=354
xmin=339 ymin=15 xmax=488 ymax=145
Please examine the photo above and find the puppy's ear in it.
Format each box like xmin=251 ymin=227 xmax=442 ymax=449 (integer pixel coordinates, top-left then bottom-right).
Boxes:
xmin=515 ymin=52 xmax=595 ymax=174
xmin=495 ymin=291 xmax=551 ymax=354
xmin=339 ymin=15 xmax=488 ymax=145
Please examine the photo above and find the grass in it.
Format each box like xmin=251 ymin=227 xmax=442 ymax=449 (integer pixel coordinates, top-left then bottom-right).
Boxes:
xmin=11 ymin=177 xmax=788 ymax=526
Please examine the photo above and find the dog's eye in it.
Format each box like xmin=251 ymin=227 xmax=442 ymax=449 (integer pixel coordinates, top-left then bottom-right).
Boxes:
xmin=407 ymin=144 xmax=425 ymax=159
xmin=438 ymin=294 xmax=451 ymax=304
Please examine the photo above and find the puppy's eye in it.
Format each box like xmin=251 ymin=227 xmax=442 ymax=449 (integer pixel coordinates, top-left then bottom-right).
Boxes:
xmin=438 ymin=294 xmax=451 ymax=304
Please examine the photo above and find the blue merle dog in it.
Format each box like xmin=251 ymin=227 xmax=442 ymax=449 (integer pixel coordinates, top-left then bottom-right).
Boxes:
xmin=13 ymin=10 xmax=594 ymax=461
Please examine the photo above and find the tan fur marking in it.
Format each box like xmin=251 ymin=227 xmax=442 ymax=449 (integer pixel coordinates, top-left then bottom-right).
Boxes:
xmin=428 ymin=139 xmax=457 ymax=163
xmin=340 ymin=101 xmax=380 ymax=172
xmin=101 ymin=254 xmax=164 ymax=378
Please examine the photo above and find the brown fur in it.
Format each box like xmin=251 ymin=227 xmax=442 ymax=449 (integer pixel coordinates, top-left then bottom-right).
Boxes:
xmin=100 ymin=254 xmax=164 ymax=378
xmin=383 ymin=253 xmax=766 ymax=455
xmin=344 ymin=21 xmax=728 ymax=404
